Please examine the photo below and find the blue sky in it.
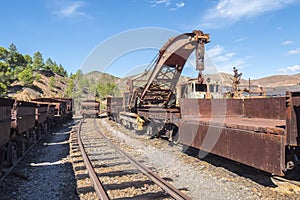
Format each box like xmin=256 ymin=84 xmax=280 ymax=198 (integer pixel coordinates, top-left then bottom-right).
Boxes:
xmin=1 ymin=0 xmax=300 ymax=79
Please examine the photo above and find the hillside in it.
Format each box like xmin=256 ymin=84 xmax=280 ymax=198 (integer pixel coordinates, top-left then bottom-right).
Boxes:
xmin=7 ymin=70 xmax=70 ymax=101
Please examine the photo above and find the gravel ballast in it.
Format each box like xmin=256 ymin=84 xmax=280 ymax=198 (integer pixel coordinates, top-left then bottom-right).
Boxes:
xmin=0 ymin=122 xmax=79 ymax=200
xmin=98 ymin=118 xmax=300 ymax=200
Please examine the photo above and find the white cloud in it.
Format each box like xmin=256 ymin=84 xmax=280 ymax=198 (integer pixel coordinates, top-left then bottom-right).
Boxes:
xmin=169 ymin=2 xmax=185 ymax=10
xmin=206 ymin=44 xmax=246 ymax=73
xmin=53 ymin=1 xmax=90 ymax=19
xmin=288 ymin=48 xmax=300 ymax=55
xmin=150 ymin=0 xmax=185 ymax=10
xmin=150 ymin=0 xmax=171 ymax=7
xmin=176 ymin=2 xmax=185 ymax=8
xmin=201 ymin=0 xmax=298 ymax=28
xmin=233 ymin=37 xmax=247 ymax=43
xmin=277 ymin=64 xmax=300 ymax=74
xmin=282 ymin=40 xmax=294 ymax=45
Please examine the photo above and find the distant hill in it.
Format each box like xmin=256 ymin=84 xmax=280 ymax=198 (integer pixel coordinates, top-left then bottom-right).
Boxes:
xmin=117 ymin=70 xmax=300 ymax=96
xmin=251 ymin=73 xmax=300 ymax=87
xmin=204 ymin=72 xmax=300 ymax=95
xmin=83 ymin=71 xmax=119 ymax=84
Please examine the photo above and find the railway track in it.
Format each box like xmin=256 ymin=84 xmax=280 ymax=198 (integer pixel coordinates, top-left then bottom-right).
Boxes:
xmin=76 ymin=118 xmax=191 ymax=199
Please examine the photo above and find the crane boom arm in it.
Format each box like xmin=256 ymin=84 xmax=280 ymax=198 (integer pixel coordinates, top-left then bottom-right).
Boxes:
xmin=140 ymin=30 xmax=209 ymax=103
xmin=128 ymin=30 xmax=209 ymax=111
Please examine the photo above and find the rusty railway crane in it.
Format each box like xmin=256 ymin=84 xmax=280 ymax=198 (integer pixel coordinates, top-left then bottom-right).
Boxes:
xmin=128 ymin=30 xmax=209 ymax=110
xmin=115 ymin=30 xmax=210 ymax=137
xmin=107 ymin=30 xmax=300 ymax=176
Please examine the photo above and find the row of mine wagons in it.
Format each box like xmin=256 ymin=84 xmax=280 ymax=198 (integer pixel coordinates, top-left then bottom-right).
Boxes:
xmin=0 ymin=97 xmax=73 ymax=149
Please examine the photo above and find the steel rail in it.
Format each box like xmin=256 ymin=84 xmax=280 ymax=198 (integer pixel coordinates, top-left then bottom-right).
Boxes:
xmin=94 ymin=120 xmax=191 ymax=200
xmin=272 ymin=176 xmax=300 ymax=187
xmin=77 ymin=120 xmax=110 ymax=200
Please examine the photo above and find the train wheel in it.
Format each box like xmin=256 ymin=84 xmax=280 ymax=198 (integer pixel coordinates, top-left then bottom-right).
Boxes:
xmin=19 ymin=141 xmax=26 ymax=156
xmin=149 ymin=125 xmax=159 ymax=139
xmin=0 ymin=148 xmax=5 ymax=176
xmin=146 ymin=126 xmax=152 ymax=136
xmin=129 ymin=122 xmax=134 ymax=130
xmin=44 ymin=123 xmax=48 ymax=134
xmin=6 ymin=143 xmax=18 ymax=166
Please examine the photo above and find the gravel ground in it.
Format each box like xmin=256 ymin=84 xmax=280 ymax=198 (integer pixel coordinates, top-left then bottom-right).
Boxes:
xmin=3 ymin=117 xmax=298 ymax=200
xmin=98 ymin=118 xmax=300 ymax=200
xmin=0 ymin=121 xmax=79 ymax=200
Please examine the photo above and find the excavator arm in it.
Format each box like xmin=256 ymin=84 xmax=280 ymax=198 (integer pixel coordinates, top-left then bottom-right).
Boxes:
xmin=129 ymin=30 xmax=210 ymax=110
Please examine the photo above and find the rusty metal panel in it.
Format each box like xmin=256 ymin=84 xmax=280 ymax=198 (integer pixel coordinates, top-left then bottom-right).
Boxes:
xmin=286 ymin=91 xmax=300 ymax=146
xmin=138 ymin=107 xmax=180 ymax=121
xmin=197 ymin=117 xmax=285 ymax=135
xmin=180 ymin=98 xmax=242 ymax=118
xmin=48 ymin=105 xmax=56 ymax=119
xmin=244 ymin=97 xmax=286 ymax=120
xmin=15 ymin=101 xmax=36 ymax=133
xmin=81 ymin=100 xmax=100 ymax=116
xmin=179 ymin=119 xmax=286 ymax=175
xmin=0 ymin=98 xmax=14 ymax=148
xmin=106 ymin=97 xmax=123 ymax=114
xmin=0 ymin=120 xmax=11 ymax=148
xmin=36 ymin=104 xmax=48 ymax=124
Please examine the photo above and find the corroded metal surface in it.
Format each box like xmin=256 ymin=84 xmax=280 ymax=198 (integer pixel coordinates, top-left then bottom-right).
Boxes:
xmin=36 ymin=104 xmax=48 ymax=124
xmin=106 ymin=97 xmax=123 ymax=115
xmin=81 ymin=100 xmax=100 ymax=116
xmin=13 ymin=101 xmax=36 ymax=133
xmin=179 ymin=120 xmax=286 ymax=175
xmin=179 ymin=97 xmax=289 ymax=175
xmin=244 ymin=97 xmax=286 ymax=120
xmin=192 ymin=117 xmax=285 ymax=135
xmin=48 ymin=104 xmax=56 ymax=119
xmin=286 ymin=91 xmax=300 ymax=146
xmin=137 ymin=106 xmax=180 ymax=122
xmin=0 ymin=98 xmax=15 ymax=147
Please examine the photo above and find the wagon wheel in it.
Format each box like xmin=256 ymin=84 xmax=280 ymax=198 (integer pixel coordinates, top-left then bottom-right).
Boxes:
xmin=126 ymin=122 xmax=131 ymax=129
xmin=149 ymin=125 xmax=159 ymax=138
xmin=0 ymin=148 xmax=5 ymax=176
xmin=21 ymin=141 xmax=27 ymax=156
xmin=44 ymin=123 xmax=48 ymax=134
xmin=146 ymin=126 xmax=152 ymax=136
xmin=129 ymin=122 xmax=134 ymax=130
xmin=32 ymin=130 xmax=37 ymax=143
xmin=6 ymin=143 xmax=18 ymax=166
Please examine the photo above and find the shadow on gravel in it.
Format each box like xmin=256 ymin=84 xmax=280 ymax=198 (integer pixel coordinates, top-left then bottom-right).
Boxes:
xmin=97 ymin=169 xmax=140 ymax=177
xmin=115 ymin=191 xmax=170 ymax=200
xmin=77 ymin=186 xmax=95 ymax=194
xmin=104 ymin=180 xmax=154 ymax=190
xmin=182 ymin=146 xmax=279 ymax=187
xmin=0 ymin=121 xmax=79 ymax=200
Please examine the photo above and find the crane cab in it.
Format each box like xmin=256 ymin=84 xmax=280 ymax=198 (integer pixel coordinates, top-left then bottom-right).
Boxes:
xmin=179 ymin=79 xmax=223 ymax=99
